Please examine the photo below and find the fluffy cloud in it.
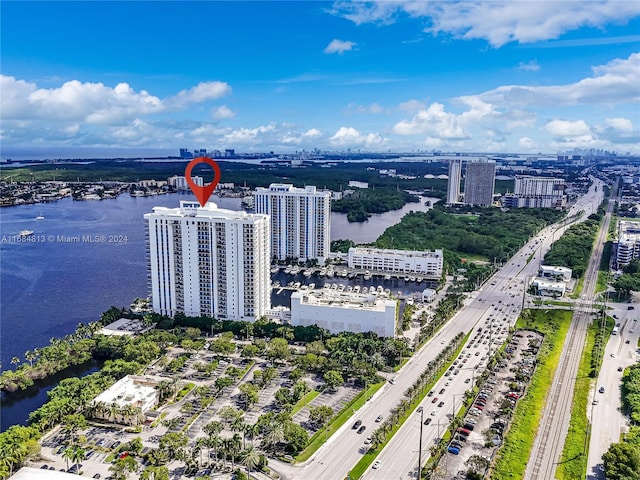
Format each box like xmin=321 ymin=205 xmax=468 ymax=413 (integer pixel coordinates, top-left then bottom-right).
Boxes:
xmin=472 ymin=52 xmax=640 ymax=106
xmin=518 ymin=136 xmax=538 ymax=150
xmin=211 ymin=105 xmax=235 ymax=119
xmin=329 ymin=126 xmax=385 ymax=147
xmin=282 ymin=128 xmax=323 ymax=145
xmin=168 ymin=81 xmax=231 ymax=107
xmin=324 ymin=39 xmax=357 ymax=55
xmin=545 ymin=119 xmax=592 ymax=136
xmin=332 ymin=1 xmax=640 ymax=47
xmin=1 ymin=75 xmax=232 ymax=124
xmin=392 ymin=102 xmax=468 ymax=139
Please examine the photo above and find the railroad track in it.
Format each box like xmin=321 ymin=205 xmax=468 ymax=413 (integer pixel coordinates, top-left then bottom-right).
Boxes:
xmin=524 ymin=190 xmax=612 ymax=480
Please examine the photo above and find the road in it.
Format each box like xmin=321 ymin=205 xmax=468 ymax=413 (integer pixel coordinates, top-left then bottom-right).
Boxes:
xmin=363 ymin=179 xmax=604 ymax=480
xmin=279 ymin=180 xmax=603 ymax=480
xmin=586 ymin=309 xmax=640 ymax=479
xmin=524 ymin=179 xmax=609 ymax=480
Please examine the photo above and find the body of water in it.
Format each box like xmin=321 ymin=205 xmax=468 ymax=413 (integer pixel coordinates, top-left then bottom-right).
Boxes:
xmin=0 ymin=192 xmax=436 ymax=430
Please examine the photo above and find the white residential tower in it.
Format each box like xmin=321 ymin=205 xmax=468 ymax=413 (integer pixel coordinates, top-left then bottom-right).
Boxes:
xmin=145 ymin=201 xmax=271 ymax=321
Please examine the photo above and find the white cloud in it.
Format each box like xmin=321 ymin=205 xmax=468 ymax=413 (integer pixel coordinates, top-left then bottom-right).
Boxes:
xmin=1 ymin=75 xmax=232 ymax=125
xmin=211 ymin=105 xmax=235 ymax=119
xmin=545 ymin=119 xmax=592 ymax=136
xmin=282 ymin=128 xmax=323 ymax=145
xmin=332 ymin=1 xmax=640 ymax=47
xmin=473 ymin=52 xmax=640 ymax=106
xmin=329 ymin=126 xmax=385 ymax=147
xmin=518 ymin=136 xmax=538 ymax=150
xmin=392 ymin=102 xmax=468 ymax=139
xmin=169 ymin=81 xmax=231 ymax=107
xmin=518 ymin=60 xmax=540 ymax=72
xmin=324 ymin=39 xmax=357 ymax=55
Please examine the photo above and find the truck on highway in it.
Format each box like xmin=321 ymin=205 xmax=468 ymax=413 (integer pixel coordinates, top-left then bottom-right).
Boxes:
xmin=612 ymin=326 xmax=619 ymax=335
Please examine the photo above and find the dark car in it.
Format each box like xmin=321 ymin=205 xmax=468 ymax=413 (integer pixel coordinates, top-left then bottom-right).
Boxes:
xmin=432 ymin=397 xmax=439 ymax=403
xmin=424 ymin=417 xmax=432 ymax=425
xmin=628 ymin=306 xmax=635 ymax=310
xmin=437 ymin=401 xmax=445 ymax=407
xmin=439 ymin=388 xmax=446 ymax=394
xmin=357 ymin=425 xmax=366 ymax=434
xmin=352 ymin=420 xmax=362 ymax=430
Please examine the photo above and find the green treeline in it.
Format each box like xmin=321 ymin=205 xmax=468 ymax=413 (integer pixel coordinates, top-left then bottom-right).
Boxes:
xmin=332 ymin=188 xmax=420 ymax=222
xmin=612 ymin=259 xmax=640 ymax=297
xmin=602 ymin=363 xmax=640 ymax=480
xmin=375 ymin=207 xmax=564 ymax=270
xmin=543 ymin=217 xmax=600 ymax=278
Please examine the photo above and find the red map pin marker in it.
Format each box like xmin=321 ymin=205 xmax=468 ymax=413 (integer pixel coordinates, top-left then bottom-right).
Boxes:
xmin=185 ymin=156 xmax=221 ymax=207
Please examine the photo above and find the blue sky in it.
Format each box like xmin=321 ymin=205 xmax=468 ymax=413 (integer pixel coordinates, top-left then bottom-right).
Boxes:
xmin=1 ymin=0 xmax=639 ymax=157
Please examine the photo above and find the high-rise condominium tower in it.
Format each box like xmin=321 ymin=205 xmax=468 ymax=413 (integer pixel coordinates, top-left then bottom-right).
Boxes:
xmin=447 ymin=159 xmax=462 ymax=204
xmin=145 ymin=201 xmax=271 ymax=321
xmin=253 ymin=184 xmax=331 ymax=264
xmin=464 ymin=160 xmax=496 ymax=206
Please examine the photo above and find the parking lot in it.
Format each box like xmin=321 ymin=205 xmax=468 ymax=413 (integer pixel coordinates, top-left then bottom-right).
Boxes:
xmin=31 ymin=342 xmax=363 ymax=479
xmin=442 ymin=329 xmax=543 ymax=479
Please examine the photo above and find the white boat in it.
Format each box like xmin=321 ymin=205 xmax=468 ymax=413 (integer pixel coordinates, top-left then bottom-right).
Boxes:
xmin=19 ymin=230 xmax=34 ymax=237
xmin=326 ymin=269 xmax=335 ymax=278
xmin=409 ymin=276 xmax=416 ymax=282
xmin=363 ymin=271 xmax=372 ymax=280
xmin=303 ymin=269 xmax=313 ymax=278
xmin=339 ymin=269 xmax=348 ymax=277
xmin=271 ymin=266 xmax=280 ymax=274
xmin=384 ymin=274 xmax=391 ymax=280
xmin=35 ymin=210 xmax=45 ymax=220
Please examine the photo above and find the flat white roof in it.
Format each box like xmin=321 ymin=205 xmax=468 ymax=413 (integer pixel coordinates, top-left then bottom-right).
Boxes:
xmin=99 ymin=318 xmax=153 ymax=336
xmin=92 ymin=375 xmax=156 ymax=408
xmin=292 ymin=290 xmax=394 ymax=312
xmin=12 ymin=467 xmax=79 ymax=480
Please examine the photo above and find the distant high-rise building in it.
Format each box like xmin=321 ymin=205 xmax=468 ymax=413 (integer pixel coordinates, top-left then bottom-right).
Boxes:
xmin=179 ymin=148 xmax=193 ymax=159
xmin=464 ymin=160 xmax=495 ymax=206
xmin=511 ymin=175 xmax=566 ymax=208
xmin=253 ymin=184 xmax=331 ymax=264
xmin=447 ymin=159 xmax=462 ymax=204
xmin=167 ymin=175 xmax=203 ymax=191
xmin=145 ymin=201 xmax=271 ymax=321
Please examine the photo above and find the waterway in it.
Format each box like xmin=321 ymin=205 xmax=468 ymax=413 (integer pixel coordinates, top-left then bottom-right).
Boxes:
xmin=0 ymin=192 xmax=437 ymax=430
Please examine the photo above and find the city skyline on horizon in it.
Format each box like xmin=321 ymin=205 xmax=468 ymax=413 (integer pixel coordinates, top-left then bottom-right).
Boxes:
xmin=1 ymin=1 xmax=639 ymax=157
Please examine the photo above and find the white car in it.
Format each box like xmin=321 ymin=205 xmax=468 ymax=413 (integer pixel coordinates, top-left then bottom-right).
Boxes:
xmin=372 ymin=460 xmax=381 ymax=469
xmin=431 ymin=409 xmax=439 ymax=416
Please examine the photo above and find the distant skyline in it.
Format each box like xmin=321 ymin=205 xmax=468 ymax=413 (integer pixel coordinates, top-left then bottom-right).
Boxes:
xmin=1 ymin=1 xmax=639 ymax=157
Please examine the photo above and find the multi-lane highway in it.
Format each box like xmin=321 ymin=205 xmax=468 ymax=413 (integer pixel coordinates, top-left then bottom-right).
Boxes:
xmin=282 ymin=179 xmax=603 ymax=480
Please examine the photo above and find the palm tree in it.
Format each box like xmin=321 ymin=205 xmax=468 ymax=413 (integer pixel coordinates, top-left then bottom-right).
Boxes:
xmin=240 ymin=446 xmax=261 ymax=474
xmin=10 ymin=356 xmax=20 ymax=367
xmin=207 ymin=435 xmax=221 ymax=463
xmin=70 ymin=446 xmax=85 ymax=474
xmin=62 ymin=447 xmax=73 ymax=471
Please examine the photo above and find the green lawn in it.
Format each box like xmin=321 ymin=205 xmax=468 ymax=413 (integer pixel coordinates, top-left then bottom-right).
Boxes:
xmin=570 ymin=278 xmax=584 ymax=299
xmin=295 ymin=381 xmax=385 ymax=463
xmin=291 ymin=389 xmax=321 ymax=416
xmin=491 ymin=309 xmax=573 ymax=480
xmin=595 ymin=271 xmax=609 ymax=294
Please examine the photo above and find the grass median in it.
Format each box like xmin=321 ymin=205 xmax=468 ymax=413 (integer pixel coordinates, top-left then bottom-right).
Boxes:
xmin=348 ymin=334 xmax=469 ymax=479
xmin=295 ymin=381 xmax=385 ymax=463
xmin=491 ymin=309 xmax=573 ymax=480
xmin=291 ymin=389 xmax=321 ymax=417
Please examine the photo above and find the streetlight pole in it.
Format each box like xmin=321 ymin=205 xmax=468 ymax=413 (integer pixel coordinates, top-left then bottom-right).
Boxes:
xmin=417 ymin=406 xmax=424 ymax=480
